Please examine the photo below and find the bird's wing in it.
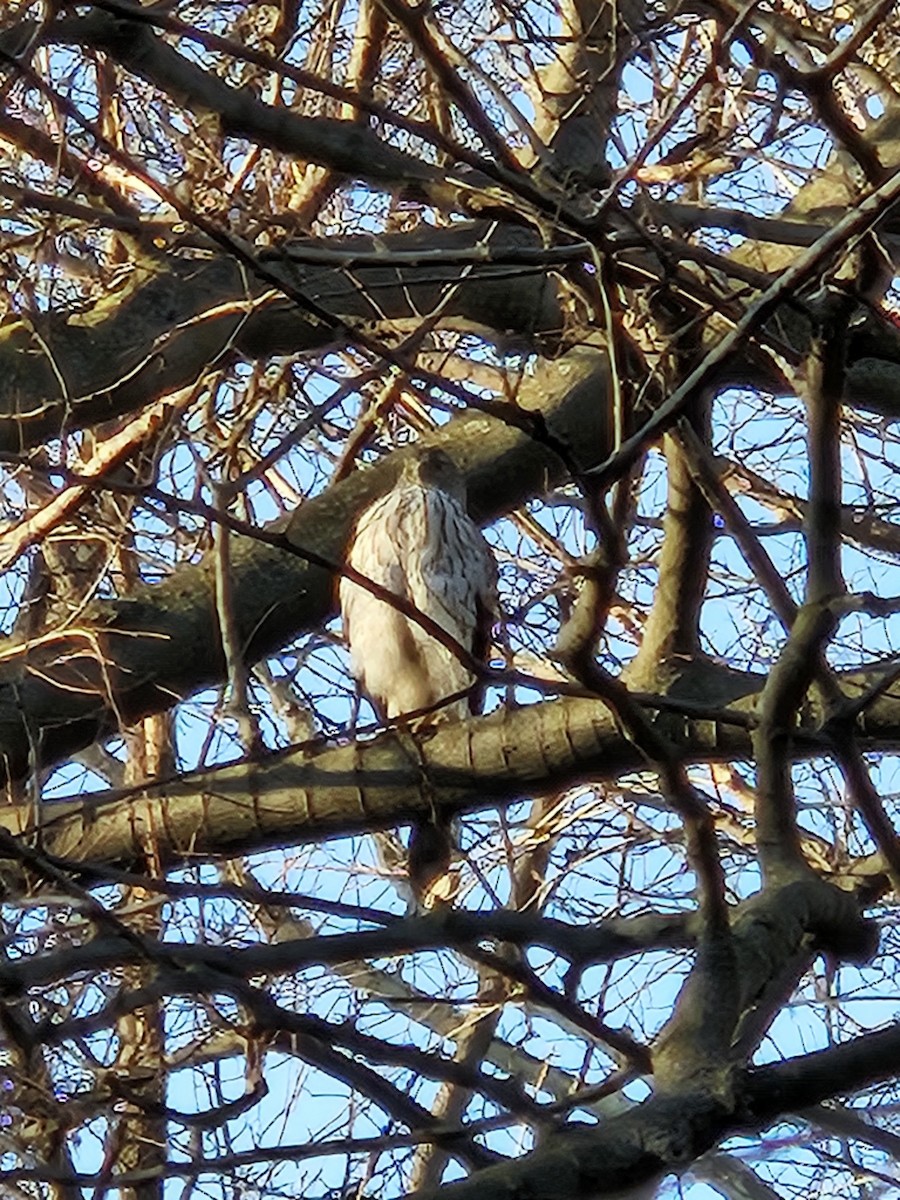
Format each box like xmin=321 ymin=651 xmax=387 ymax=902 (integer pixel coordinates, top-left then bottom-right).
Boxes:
xmin=403 ymin=493 xmax=479 ymax=640
xmin=341 ymin=493 xmax=411 ymax=610
xmin=340 ymin=482 xmax=499 ymax=718
xmin=400 ymin=491 xmax=499 ymax=712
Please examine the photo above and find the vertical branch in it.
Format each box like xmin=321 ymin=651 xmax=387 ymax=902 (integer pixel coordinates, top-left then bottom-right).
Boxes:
xmin=529 ymin=0 xmax=626 ymax=187
xmin=288 ymin=0 xmax=388 ymax=220
xmin=630 ymin=395 xmax=715 ymax=685
xmin=804 ymin=323 xmax=845 ymax=606
xmin=753 ymin=309 xmax=848 ymax=882
xmin=407 ymin=967 xmax=508 ymax=1192
xmin=213 ymin=485 xmax=262 ymax=755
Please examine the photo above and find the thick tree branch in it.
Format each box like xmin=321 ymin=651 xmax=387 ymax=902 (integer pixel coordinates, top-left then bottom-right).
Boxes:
xmin=0 ymin=222 xmax=564 ymax=453
xmin=3 ymin=666 xmax=900 ymax=875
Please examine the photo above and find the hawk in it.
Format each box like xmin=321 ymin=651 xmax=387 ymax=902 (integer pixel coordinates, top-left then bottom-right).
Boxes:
xmin=339 ymin=447 xmax=498 ymax=904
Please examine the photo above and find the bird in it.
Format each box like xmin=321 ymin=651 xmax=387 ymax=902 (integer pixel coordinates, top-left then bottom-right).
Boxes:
xmin=339 ymin=447 xmax=498 ymax=906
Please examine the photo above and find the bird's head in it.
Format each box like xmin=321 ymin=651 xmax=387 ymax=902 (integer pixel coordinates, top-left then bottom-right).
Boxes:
xmin=401 ymin=447 xmax=466 ymax=499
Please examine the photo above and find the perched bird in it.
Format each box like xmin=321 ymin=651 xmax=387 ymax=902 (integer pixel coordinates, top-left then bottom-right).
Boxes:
xmin=339 ymin=447 xmax=498 ymax=905
xmin=340 ymin=447 xmax=497 ymax=721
